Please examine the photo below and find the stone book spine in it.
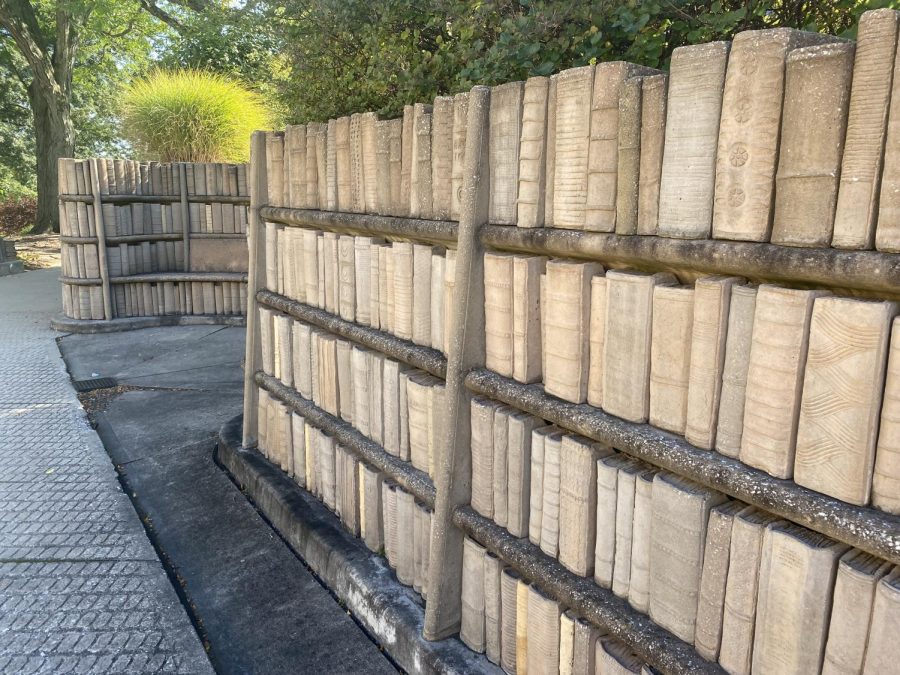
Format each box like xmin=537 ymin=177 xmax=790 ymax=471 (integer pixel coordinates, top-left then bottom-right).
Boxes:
xmin=517 ymin=76 xmax=550 ymax=228
xmin=302 ymin=230 xmax=319 ymax=308
xmin=335 ymin=116 xmax=352 ymax=212
xmin=833 ymin=9 xmax=900 ymax=249
xmin=544 ymin=75 xmax=558 ymax=228
xmin=406 ymin=374 xmax=431 ymax=474
xmin=685 ymin=275 xmax=743 ymax=450
xmin=543 ymin=260 xmax=603 ymax=404
xmin=558 ymin=436 xmax=608 ymax=577
xmin=878 ymin=16 xmax=900 ymax=252
xmin=387 ymin=119 xmax=403 ymax=216
xmin=399 ymin=105 xmax=413 ymax=218
xmin=411 ymin=103 xmax=433 ymax=219
xmin=431 ymin=252 xmax=445 ymax=352
xmin=484 ymin=553 xmax=502 ymax=664
xmin=484 ymin=252 xmax=515 ymax=377
xmin=374 ymin=120 xmax=392 ymax=216
xmin=470 ymin=397 xmax=497 ymax=519
xmin=349 ymin=113 xmax=366 ymax=213
xmin=715 ymin=285 xmax=758 ymax=458
xmin=500 ymin=568 xmax=519 ymax=674
xmin=553 ymin=66 xmax=594 ymax=230
xmin=694 ymin=499 xmax=743 ymax=661
xmin=539 ymin=432 xmax=562 ymax=559
xmin=713 ymin=29 xmax=839 ymax=242
xmin=512 ymin=255 xmax=546 ymax=383
xmin=752 ymin=523 xmax=848 ymax=674
xmin=649 ymin=473 xmax=726 ymax=643
xmin=431 ymin=96 xmax=454 ymax=220
xmin=351 ymin=346 xmax=370 ymax=439
xmin=360 ymin=464 xmax=384 ymax=553
xmin=794 ymin=297 xmax=896 ymax=505
xmin=628 ymin=468 xmax=658 ymax=614
xmin=325 ymin=120 xmax=338 ymax=210
xmin=594 ymin=454 xmax=632 ymax=589
xmin=596 ymin=637 xmax=645 ymax=675
xmin=823 ymin=550 xmax=891 ymax=675
xmin=460 ymin=536 xmax=486 ymax=653
xmin=861 ymin=566 xmax=900 ymax=673
xmin=637 ymin=74 xmax=667 ymax=235
xmin=305 ymin=123 xmax=323 ymax=209
xmin=612 ymin=460 xmax=643 ymax=599
xmin=874 ymin=316 xmax=900 ymax=513
xmin=368 ymin=352 xmax=384 ymax=446
xmin=395 ymin=489 xmax=415 ymax=586
xmin=450 ymin=92 xmax=469 ymax=222
xmin=586 ymin=275 xmax=608 ymax=408
xmin=354 ymin=237 xmax=372 ymax=327
xmin=559 ymin=610 xmax=576 ymax=675
xmin=615 ymin=76 xmax=643 ymax=235
xmin=526 ymin=585 xmax=561 ymax=675
xmin=491 ymin=406 xmax=511 ymax=528
xmin=657 ymin=42 xmax=731 ymax=238
xmin=603 ymin=271 xmax=676 ymax=423
xmin=337 ymin=235 xmax=356 ymax=322
xmin=412 ymin=244 xmax=435 ymax=347
xmin=649 ymin=285 xmax=694 ymax=434
xmin=284 ymin=124 xmax=306 ymax=209
xmin=572 ymin=617 xmax=600 ymax=675
xmin=506 ymin=411 xmax=536 ymax=539
xmin=382 ymin=481 xmax=397 ymax=569
xmin=392 ymin=242 xmax=414 ymax=341
xmin=741 ymin=285 xmax=828 ymax=478
xmin=772 ymin=43 xmax=855 ymax=247
xmin=528 ymin=426 xmax=554 ymax=546
xmin=489 ymin=82 xmax=524 ymax=225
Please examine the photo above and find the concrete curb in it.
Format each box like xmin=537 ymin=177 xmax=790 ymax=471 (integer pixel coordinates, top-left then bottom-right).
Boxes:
xmin=50 ymin=313 xmax=246 ymax=334
xmin=216 ymin=414 xmax=499 ymax=675
xmin=0 ymin=260 xmax=24 ymax=276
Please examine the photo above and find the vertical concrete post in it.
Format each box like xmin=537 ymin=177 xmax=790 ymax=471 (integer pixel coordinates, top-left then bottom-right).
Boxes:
xmin=424 ymin=85 xmax=491 ymax=640
xmin=242 ymin=132 xmax=269 ymax=448
xmin=178 ymin=163 xmax=191 ymax=270
xmin=88 ymin=158 xmax=113 ymax=320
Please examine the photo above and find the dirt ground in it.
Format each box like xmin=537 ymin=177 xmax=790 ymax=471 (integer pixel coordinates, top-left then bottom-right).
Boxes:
xmin=8 ymin=233 xmax=61 ymax=270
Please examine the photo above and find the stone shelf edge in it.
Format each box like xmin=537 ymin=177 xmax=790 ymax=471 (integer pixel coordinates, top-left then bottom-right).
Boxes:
xmin=254 ymin=371 xmax=437 ymax=509
xmin=60 ymin=235 xmax=100 ymax=244
xmin=106 ymin=233 xmax=184 ymax=244
xmin=60 ymin=194 xmax=250 ymax=205
xmin=453 ymin=506 xmax=722 ymax=675
xmin=260 ymin=206 xmax=459 ymax=246
xmin=465 ymin=368 xmax=900 ymax=566
xmin=257 ymin=289 xmax=448 ymax=380
xmin=108 ymin=272 xmax=248 ymax=284
xmin=480 ymin=225 xmax=900 ymax=300
xmin=50 ymin=313 xmax=246 ymax=334
xmin=189 ymin=233 xmax=247 ymax=239
xmin=59 ymin=276 xmax=102 ymax=286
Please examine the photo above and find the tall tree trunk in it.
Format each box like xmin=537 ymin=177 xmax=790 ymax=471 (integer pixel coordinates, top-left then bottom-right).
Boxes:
xmin=29 ymin=81 xmax=73 ymax=234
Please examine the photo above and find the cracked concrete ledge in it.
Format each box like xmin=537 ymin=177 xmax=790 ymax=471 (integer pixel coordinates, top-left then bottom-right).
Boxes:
xmin=217 ymin=414 xmax=499 ymax=675
xmin=50 ymin=314 xmax=246 ymax=334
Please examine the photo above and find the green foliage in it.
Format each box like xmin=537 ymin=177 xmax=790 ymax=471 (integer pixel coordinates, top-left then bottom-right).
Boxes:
xmin=277 ymin=0 xmax=896 ymax=124
xmin=121 ymin=69 xmax=271 ymax=162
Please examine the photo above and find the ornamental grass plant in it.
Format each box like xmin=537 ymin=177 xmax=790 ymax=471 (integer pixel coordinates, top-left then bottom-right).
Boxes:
xmin=122 ymin=69 xmax=269 ymax=162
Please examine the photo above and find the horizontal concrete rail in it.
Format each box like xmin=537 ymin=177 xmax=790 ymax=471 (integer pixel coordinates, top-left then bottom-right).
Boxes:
xmin=260 ymin=207 xmax=459 ymax=246
xmin=453 ymin=506 xmax=722 ymax=675
xmin=255 ymin=371 xmax=436 ymax=508
xmin=59 ymin=276 xmax=102 ymax=286
xmin=466 ymin=368 xmax=900 ymax=566
xmin=108 ymin=272 xmax=248 ymax=284
xmin=480 ymin=225 xmax=900 ymax=300
xmin=106 ymin=233 xmax=183 ymax=244
xmin=257 ymin=289 xmax=448 ymax=380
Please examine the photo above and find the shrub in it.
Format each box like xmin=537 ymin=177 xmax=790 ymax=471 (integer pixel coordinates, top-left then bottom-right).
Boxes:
xmin=0 ymin=196 xmax=37 ymax=237
xmin=122 ymin=69 xmax=270 ymax=163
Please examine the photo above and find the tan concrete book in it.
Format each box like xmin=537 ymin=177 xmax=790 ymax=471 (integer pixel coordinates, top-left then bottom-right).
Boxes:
xmin=308 ymin=122 xmax=327 ymax=208
xmin=616 ymin=76 xmax=643 ymax=235
xmin=351 ymin=346 xmax=370 ymax=439
xmin=334 ymin=116 xmax=352 ymax=212
xmin=572 ymin=617 xmax=600 ymax=675
xmin=878 ymin=29 xmax=900 ymax=252
xmin=382 ymin=359 xmax=401 ymax=457
xmin=410 ymin=103 xmax=433 ymax=219
xmin=374 ymin=119 xmax=393 ymax=216
xmin=426 ymin=382 xmax=446 ymax=479
xmin=305 ymin=423 xmax=317 ymax=497
xmin=316 ymin=236 xmax=326 ymax=308
xmin=741 ymin=286 xmax=829 ymax=478
xmin=471 ymin=396 xmax=498 ymax=519
xmin=713 ymin=29 xmax=839 ymax=242
xmin=317 ymin=334 xmax=339 ymax=418
xmin=553 ymin=66 xmax=594 ymax=229
xmin=322 ymin=231 xmax=338 ymax=314
xmin=368 ymin=241 xmax=382 ymax=329
xmin=603 ymin=270 xmax=676 ymax=423
xmin=874 ymin=317 xmax=900 ymax=514
xmin=490 ymin=81 xmax=524 ymax=225
xmin=325 ymin=120 xmax=338 ymax=210
xmin=594 ymin=454 xmax=633 ymax=589
xmin=359 ymin=464 xmax=383 ymax=553
xmin=378 ymin=244 xmax=391 ymax=332
xmin=544 ymin=260 xmax=603 ymax=403
xmin=431 ymin=96 xmax=454 ymax=220
xmin=529 ymin=426 xmax=557 ymax=546
xmin=341 ymin=446 xmax=361 ymax=536
xmin=823 ymin=550 xmax=891 ymax=675
xmin=407 ymin=373 xmax=433 ymax=474
xmin=450 ymin=92 xmax=469 ymax=222
xmin=507 ymin=411 xmax=537 ymax=539
xmin=290 ymin=413 xmax=305 ymax=484
xmin=772 ymin=43 xmax=855 ymax=247
xmin=413 ymin=500 xmax=430 ymax=597
xmin=461 ymin=536 xmax=487 ymax=653
xmin=685 ymin=276 xmax=743 ymax=449
xmin=395 ymin=488 xmax=415 ymax=586
xmin=337 ymin=235 xmax=356 ymax=322
xmin=559 ymin=610 xmax=576 ymax=675
xmin=350 ymin=113 xmax=367 ymax=213
xmin=484 ymin=552 xmax=503 ymax=664
xmin=443 ymin=249 xmax=457 ymax=357
xmin=595 ymin=637 xmax=644 ymax=675
xmin=336 ymin=340 xmax=353 ymax=423
xmin=719 ymin=508 xmax=784 ymax=675
xmin=259 ymin=307 xmax=274 ymax=375
xmin=501 ymin=567 xmax=520 ymax=674
xmin=392 ymin=241 xmax=413 ymax=340
xmin=518 ymin=76 xmax=550 ymax=228
xmin=511 ymin=255 xmax=546 ymax=384
xmin=637 ymin=74 xmax=667 ymax=235
xmin=612 ymin=459 xmax=644 ymax=599
xmin=516 ymin=579 xmax=530 ymax=672
xmin=319 ymin=431 xmax=336 ymax=511
xmin=398 ymin=369 xmax=410 ymax=461
xmin=649 ymin=285 xmax=694 ymax=434
xmin=586 ymin=275 xmax=607 ymax=409
xmin=368 ymin=351 xmax=384 ymax=445
xmin=559 ymin=436 xmax=608 ymax=577
xmin=539 ymin=431 xmax=563 ymax=559
xmin=628 ymin=467 xmax=657 ymax=614
xmin=354 ymin=237 xmax=373 ymax=326
xmin=526 ymin=585 xmax=561 ymax=675
xmin=657 ymin=42 xmax=730 ymax=238
xmin=833 ymin=9 xmax=900 ymax=249
xmin=491 ymin=406 xmax=512 ymax=528
xmin=275 ymin=313 xmax=294 ymax=387
xmin=484 ymin=252 xmax=515 ymax=377
xmin=752 ymin=523 xmax=848 ymax=674
xmin=399 ymin=105 xmax=413 ymax=218
xmin=301 ymin=230 xmax=319 ymax=308
xmin=649 ymin=473 xmax=726 ymax=642
xmin=693 ymin=499 xmax=743 ymax=661
xmin=861 ymin=566 xmax=900 ymax=674
xmin=715 ymin=285 xmax=757 ymax=458
xmin=412 ymin=244 xmax=435 ymax=347
xmin=431 ymin=252 xmax=445 ymax=351
xmin=382 ymin=480 xmax=398 ymax=568
xmin=795 ymin=297 xmax=897 ymax=505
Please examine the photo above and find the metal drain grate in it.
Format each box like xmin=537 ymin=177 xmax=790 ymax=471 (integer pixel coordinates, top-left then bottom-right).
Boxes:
xmin=72 ymin=377 xmax=117 ymax=392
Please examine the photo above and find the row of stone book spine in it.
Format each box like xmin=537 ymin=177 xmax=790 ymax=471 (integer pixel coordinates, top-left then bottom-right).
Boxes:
xmin=58 ymin=158 xmax=248 ymax=197
xmin=61 ymin=243 xmax=100 ymax=279
xmin=258 ymin=309 xmax=446 ymax=479
xmin=59 ymin=200 xmax=96 ymax=238
xmin=60 ymin=284 xmax=103 ymax=321
xmin=266 ymin=226 xmax=454 ymax=355
xmin=461 ymin=535 xmax=660 ymax=674
xmin=188 ymin=202 xmax=248 ymax=235
xmin=467 ymin=401 xmax=900 ymax=674
xmin=263 ymin=10 xmax=900 ymax=253
xmin=111 ymin=281 xmax=245 ymax=318
xmin=484 ymin=253 xmax=900 ymax=514
xmin=106 ymin=242 xmax=183 ymax=277
xmin=257 ymin=390 xmax=433 ymax=599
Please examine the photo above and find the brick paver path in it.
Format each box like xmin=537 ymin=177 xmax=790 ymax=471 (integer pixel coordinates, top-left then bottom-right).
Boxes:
xmin=0 ymin=269 xmax=213 ymax=674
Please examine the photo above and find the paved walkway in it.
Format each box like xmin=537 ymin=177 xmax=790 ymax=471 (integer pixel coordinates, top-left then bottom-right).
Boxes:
xmin=0 ymin=268 xmax=213 ymax=674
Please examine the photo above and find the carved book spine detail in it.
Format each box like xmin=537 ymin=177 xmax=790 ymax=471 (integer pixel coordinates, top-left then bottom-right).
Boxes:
xmin=586 ymin=275 xmax=607 ymax=408
xmin=489 ymin=82 xmax=524 ymax=225
xmin=544 ymin=75 xmax=558 ymax=228
xmin=526 ymin=585 xmax=561 ymax=675
xmin=484 ymin=252 xmax=515 ymax=377
xmin=460 ymin=536 xmax=486 ymax=653
xmin=450 ymin=92 xmax=469 ymax=221
xmin=637 ymin=74 xmax=668 ymax=235
xmin=335 ymin=117 xmax=352 ymax=212
xmin=649 ymin=285 xmax=694 ymax=434
xmin=410 ymin=103 xmax=433 ymax=219
xmin=861 ymin=566 xmax=900 ymax=673
xmin=558 ymin=436 xmax=606 ymax=577
xmin=512 ymin=255 xmax=546 ymax=383
xmin=349 ymin=113 xmax=365 ymax=213
xmin=628 ymin=468 xmax=657 ymax=614
xmin=471 ymin=397 xmax=497 ymax=519
xmin=431 ymin=96 xmax=454 ymax=220
xmin=517 ymin=76 xmax=550 ymax=228
xmin=553 ymin=66 xmax=594 ymax=229
xmin=874 ymin=317 xmax=900 ymax=514
xmin=616 ymin=77 xmax=643 ymax=235
xmin=716 ymin=285 xmax=758 ymax=458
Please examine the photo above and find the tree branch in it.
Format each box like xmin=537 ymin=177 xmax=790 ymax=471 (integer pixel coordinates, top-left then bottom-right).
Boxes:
xmin=139 ymin=0 xmax=185 ymax=32
xmin=0 ymin=0 xmax=60 ymax=96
